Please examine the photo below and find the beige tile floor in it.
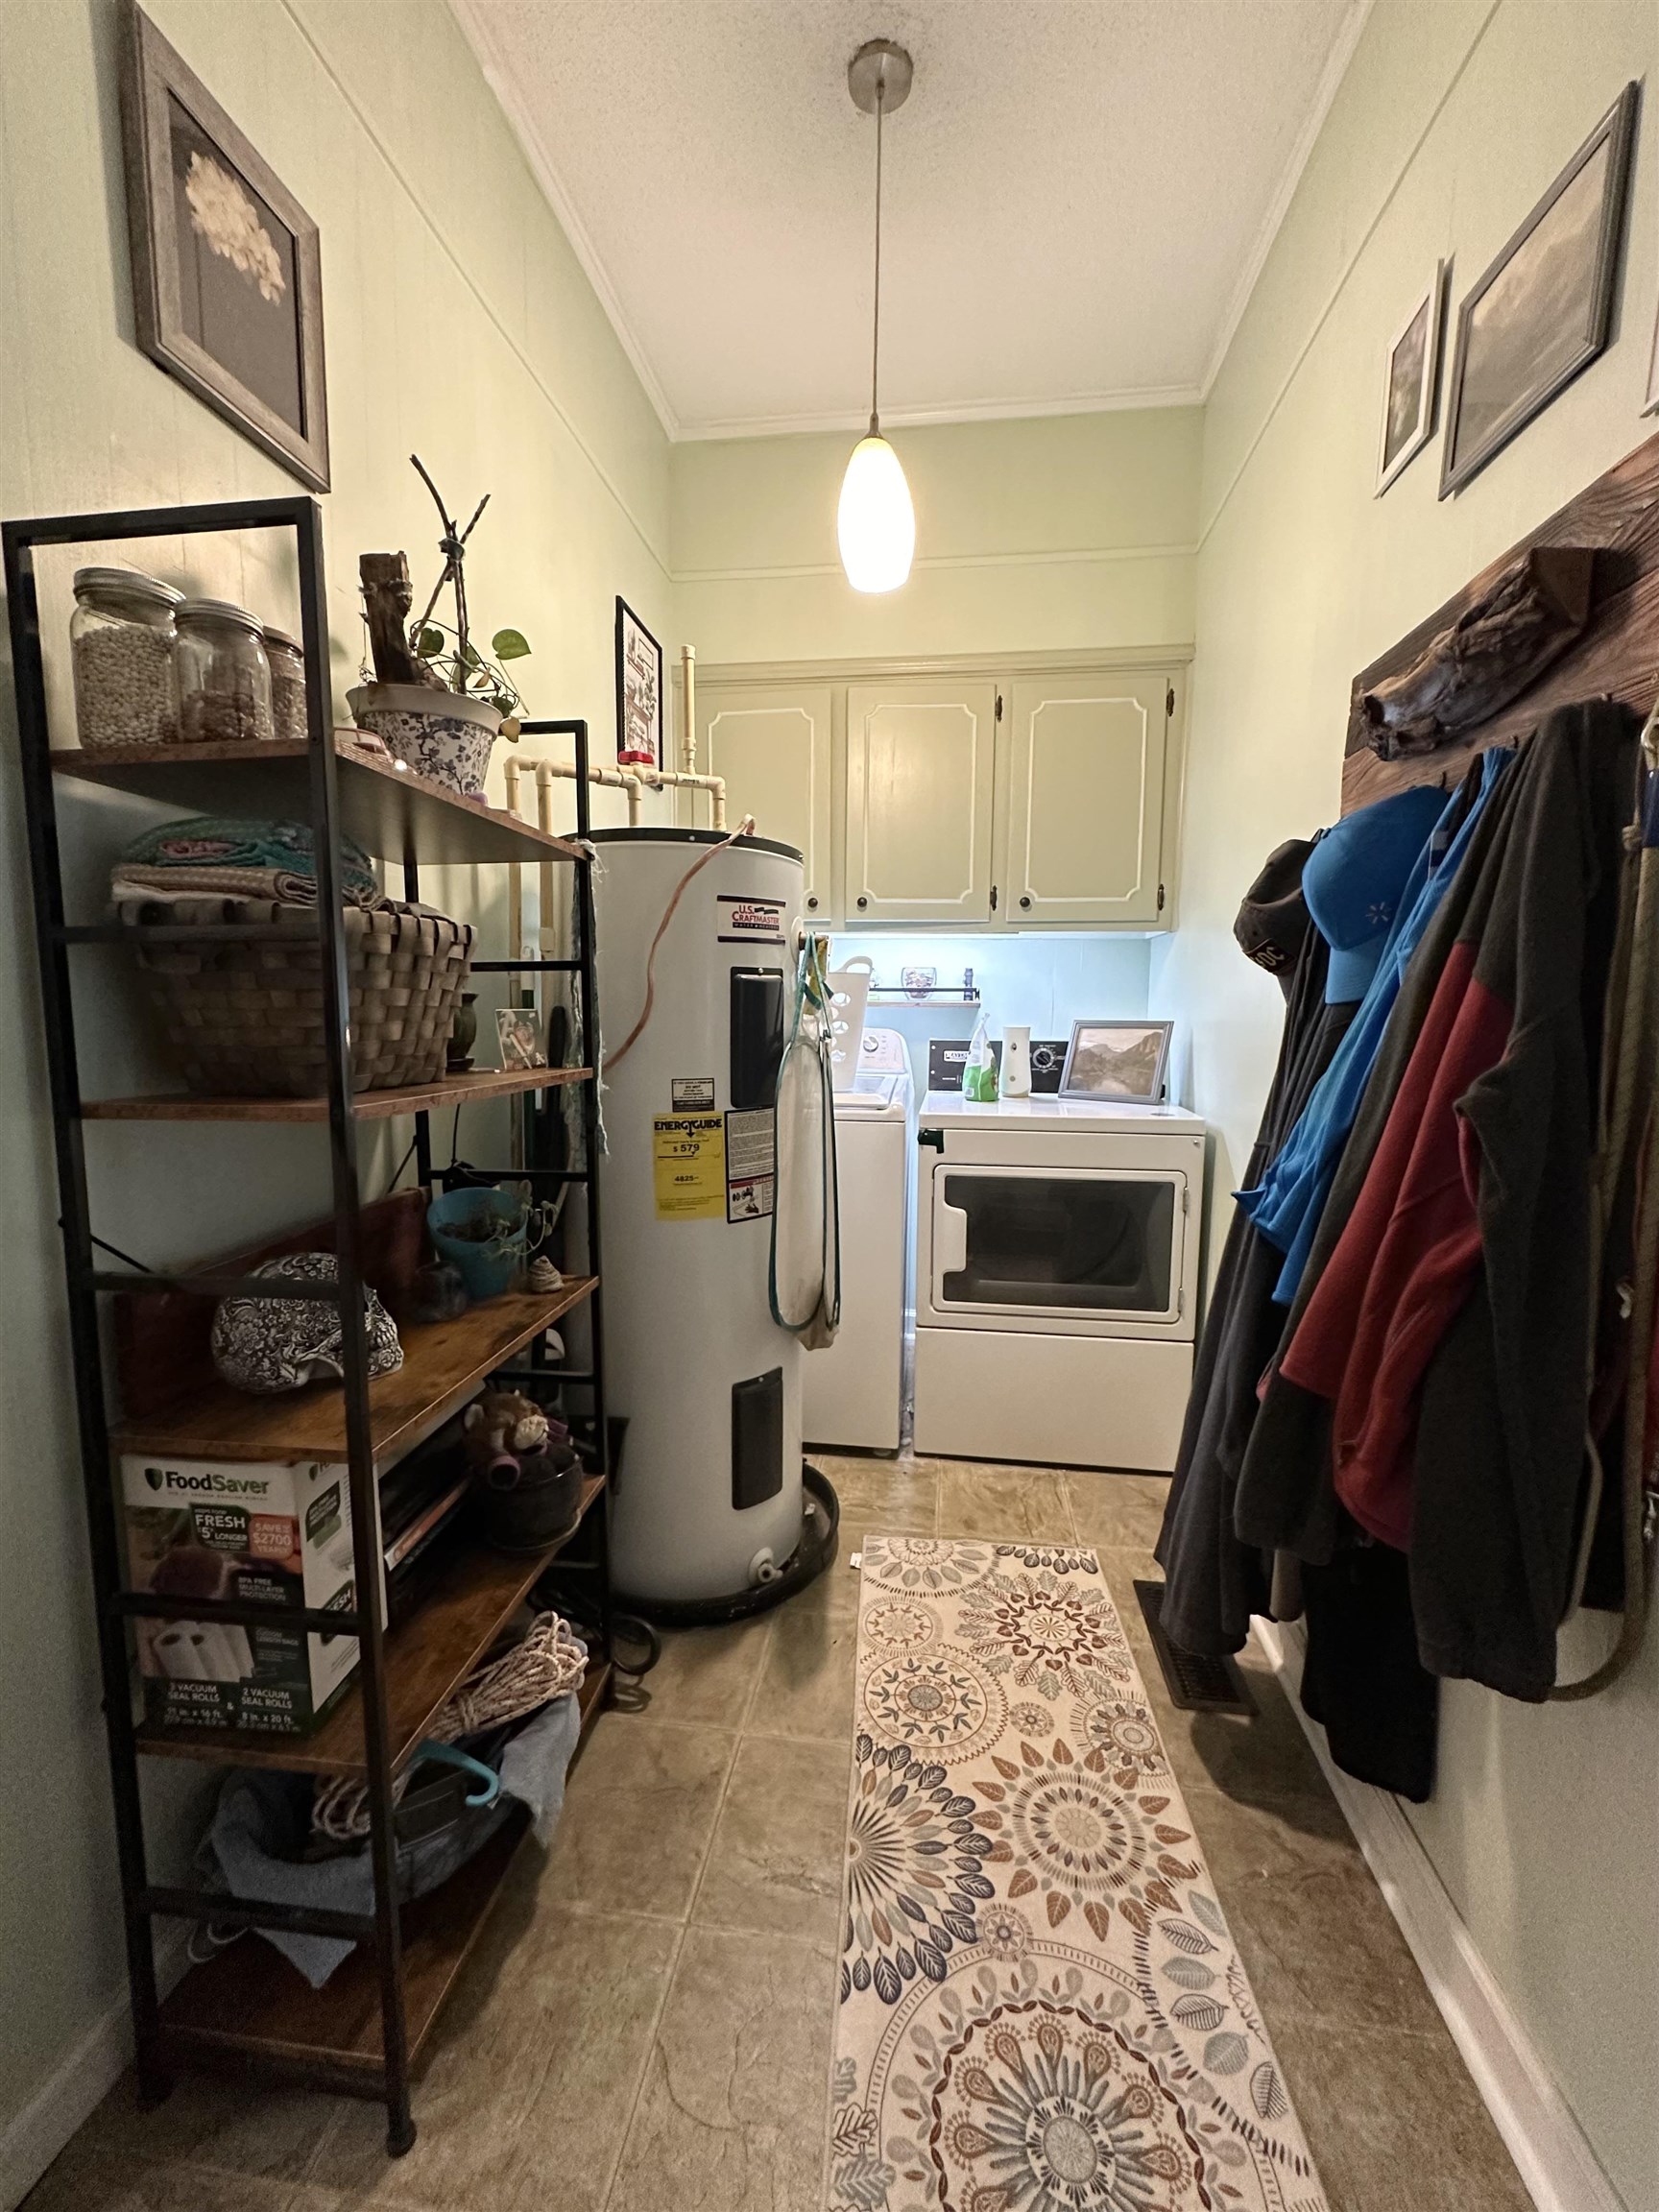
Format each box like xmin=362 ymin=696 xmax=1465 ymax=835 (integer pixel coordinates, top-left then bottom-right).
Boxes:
xmin=27 ymin=1455 xmax=1532 ymax=2212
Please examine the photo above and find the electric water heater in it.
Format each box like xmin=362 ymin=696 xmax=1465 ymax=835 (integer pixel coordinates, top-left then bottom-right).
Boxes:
xmin=589 ymin=829 xmax=810 ymax=1609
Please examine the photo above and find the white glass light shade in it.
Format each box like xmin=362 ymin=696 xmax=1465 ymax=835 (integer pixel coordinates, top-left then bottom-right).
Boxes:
xmin=836 ymin=434 xmax=915 ymax=592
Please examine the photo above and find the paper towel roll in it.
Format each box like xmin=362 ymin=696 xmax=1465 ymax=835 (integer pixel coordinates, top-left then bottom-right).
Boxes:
xmin=190 ymin=1624 xmax=252 ymax=1680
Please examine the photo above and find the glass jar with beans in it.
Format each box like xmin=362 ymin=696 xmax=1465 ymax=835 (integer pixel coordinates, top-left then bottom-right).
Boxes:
xmin=175 ymin=599 xmax=274 ymax=745
xmin=69 ymin=567 xmax=181 ymax=748
xmin=262 ymin=625 xmax=307 ymax=745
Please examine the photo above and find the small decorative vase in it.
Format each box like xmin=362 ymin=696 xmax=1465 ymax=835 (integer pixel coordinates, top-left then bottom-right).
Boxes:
xmin=348 ymin=683 xmax=500 ymax=798
xmin=447 ymin=992 xmax=478 ymax=1072
xmin=1001 ymin=1025 xmax=1033 ymax=1098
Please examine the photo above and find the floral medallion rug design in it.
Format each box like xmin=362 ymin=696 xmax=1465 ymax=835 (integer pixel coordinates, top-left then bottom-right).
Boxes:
xmin=828 ymin=1536 xmax=1329 ymax=2212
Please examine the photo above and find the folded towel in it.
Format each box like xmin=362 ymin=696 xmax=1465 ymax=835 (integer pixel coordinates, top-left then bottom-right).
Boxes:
xmin=115 ymin=817 xmax=383 ymax=909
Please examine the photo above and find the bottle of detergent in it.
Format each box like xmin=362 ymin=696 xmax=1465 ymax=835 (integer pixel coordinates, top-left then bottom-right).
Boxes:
xmin=962 ymin=1012 xmax=998 ymax=1102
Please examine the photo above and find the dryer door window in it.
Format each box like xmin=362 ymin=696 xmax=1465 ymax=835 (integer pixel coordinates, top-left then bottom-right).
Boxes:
xmin=931 ymin=1166 xmax=1183 ymax=1322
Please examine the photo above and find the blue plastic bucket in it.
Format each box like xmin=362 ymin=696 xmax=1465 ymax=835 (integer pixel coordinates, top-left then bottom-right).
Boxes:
xmin=425 ymin=1186 xmax=528 ymax=1301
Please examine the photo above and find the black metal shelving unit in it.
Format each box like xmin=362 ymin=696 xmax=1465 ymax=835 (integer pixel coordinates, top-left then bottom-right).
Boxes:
xmin=2 ymin=495 xmax=612 ymax=2153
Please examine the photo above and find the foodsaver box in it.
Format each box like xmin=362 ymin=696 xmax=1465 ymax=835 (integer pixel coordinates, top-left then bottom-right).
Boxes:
xmin=120 ymin=1454 xmax=359 ymax=1733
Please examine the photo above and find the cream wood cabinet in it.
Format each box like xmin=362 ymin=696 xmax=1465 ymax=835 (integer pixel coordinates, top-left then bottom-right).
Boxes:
xmin=999 ymin=673 xmax=1173 ymax=926
xmin=845 ymin=679 xmax=998 ymax=924
xmin=689 ymin=684 xmax=832 ymax=914
xmin=687 ymin=661 xmax=1183 ymax=931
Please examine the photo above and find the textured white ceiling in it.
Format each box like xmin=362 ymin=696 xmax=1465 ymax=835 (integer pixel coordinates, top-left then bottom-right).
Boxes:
xmin=454 ymin=0 xmax=1366 ymax=439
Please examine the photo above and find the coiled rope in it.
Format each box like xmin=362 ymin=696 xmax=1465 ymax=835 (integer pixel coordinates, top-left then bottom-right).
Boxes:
xmin=311 ymin=1612 xmax=586 ymax=1841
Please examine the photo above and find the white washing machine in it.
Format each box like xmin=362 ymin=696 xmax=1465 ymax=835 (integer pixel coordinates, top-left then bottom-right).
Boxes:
xmin=912 ymin=1094 xmax=1204 ymax=1473
xmin=804 ymin=1029 xmax=913 ymax=1453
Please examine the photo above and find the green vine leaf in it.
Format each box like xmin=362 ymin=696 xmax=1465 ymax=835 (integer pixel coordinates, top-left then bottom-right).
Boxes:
xmin=492 ymin=628 xmax=531 ymax=661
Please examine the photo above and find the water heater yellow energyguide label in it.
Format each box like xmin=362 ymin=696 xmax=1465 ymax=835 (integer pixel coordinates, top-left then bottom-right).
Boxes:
xmin=652 ymin=1114 xmax=728 ymax=1220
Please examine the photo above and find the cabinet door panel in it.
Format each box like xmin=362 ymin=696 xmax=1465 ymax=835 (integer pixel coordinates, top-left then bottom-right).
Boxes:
xmin=696 ymin=685 xmax=831 ymax=913
xmin=846 ymin=680 xmax=997 ymax=923
xmin=1006 ymin=675 xmax=1169 ymax=925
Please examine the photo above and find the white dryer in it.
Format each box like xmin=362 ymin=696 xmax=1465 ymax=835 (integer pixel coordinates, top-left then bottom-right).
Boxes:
xmin=912 ymin=1094 xmax=1205 ymax=1473
xmin=804 ymin=1029 xmax=913 ymax=1453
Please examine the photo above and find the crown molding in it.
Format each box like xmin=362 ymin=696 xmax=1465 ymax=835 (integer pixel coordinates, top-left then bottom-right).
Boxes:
xmin=674 ymin=385 xmax=1205 ymax=444
xmin=456 ymin=0 xmax=1365 ymax=444
xmin=1199 ymin=0 xmax=1374 ymax=398
xmin=448 ymin=0 xmax=683 ymax=441
xmin=676 ymin=541 xmax=1197 ymax=586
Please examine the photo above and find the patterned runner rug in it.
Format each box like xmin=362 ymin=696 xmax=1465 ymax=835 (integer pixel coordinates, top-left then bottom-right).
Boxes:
xmin=828 ymin=1536 xmax=1329 ymax=2212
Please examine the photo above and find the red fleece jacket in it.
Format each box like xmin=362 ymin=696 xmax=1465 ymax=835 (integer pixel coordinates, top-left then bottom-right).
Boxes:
xmin=1278 ymin=939 xmax=1510 ymax=1547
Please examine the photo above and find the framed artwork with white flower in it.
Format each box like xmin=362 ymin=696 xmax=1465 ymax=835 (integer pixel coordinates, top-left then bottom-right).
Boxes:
xmin=118 ymin=0 xmax=329 ymax=492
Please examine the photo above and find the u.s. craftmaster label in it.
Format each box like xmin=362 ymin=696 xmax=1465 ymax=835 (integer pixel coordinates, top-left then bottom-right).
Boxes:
xmin=716 ymin=893 xmax=786 ymax=944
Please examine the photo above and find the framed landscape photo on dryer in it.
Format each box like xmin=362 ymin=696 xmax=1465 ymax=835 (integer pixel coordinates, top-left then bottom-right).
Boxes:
xmin=118 ymin=0 xmax=329 ymax=492
xmin=1059 ymin=1020 xmax=1173 ymax=1105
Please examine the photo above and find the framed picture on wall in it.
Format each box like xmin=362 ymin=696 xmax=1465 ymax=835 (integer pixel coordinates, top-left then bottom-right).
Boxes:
xmin=1058 ymin=1020 xmax=1173 ymax=1105
xmin=614 ymin=597 xmax=663 ymax=767
xmin=118 ymin=0 xmax=329 ymax=492
xmin=1440 ymin=83 xmax=1638 ymax=498
xmin=1376 ymin=262 xmax=1448 ymax=493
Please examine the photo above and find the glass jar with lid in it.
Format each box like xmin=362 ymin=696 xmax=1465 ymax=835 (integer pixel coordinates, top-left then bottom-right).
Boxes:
xmin=175 ymin=599 xmax=274 ymax=745
xmin=70 ymin=567 xmax=181 ymax=749
xmin=262 ymin=625 xmax=307 ymax=746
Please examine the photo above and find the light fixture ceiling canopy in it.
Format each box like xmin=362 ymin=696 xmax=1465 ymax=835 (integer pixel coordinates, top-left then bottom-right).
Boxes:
xmin=847 ymin=37 xmax=913 ymax=117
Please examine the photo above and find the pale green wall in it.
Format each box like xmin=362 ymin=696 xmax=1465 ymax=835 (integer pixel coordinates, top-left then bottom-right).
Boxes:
xmin=0 ymin=0 xmax=671 ymax=2171
xmin=1153 ymin=3 xmax=1659 ymax=2202
xmin=671 ymin=407 xmax=1201 ymax=663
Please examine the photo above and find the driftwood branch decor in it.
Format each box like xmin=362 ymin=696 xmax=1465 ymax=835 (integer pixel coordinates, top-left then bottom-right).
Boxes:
xmin=1342 ymin=424 xmax=1659 ymax=812
xmin=1357 ymin=547 xmax=1594 ymax=758
xmin=359 ymin=457 xmax=531 ymax=728
xmin=358 ymin=551 xmax=443 ymax=688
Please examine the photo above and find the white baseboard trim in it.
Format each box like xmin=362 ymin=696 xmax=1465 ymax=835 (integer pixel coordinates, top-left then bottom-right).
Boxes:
xmin=1252 ymin=1617 xmax=1626 ymax=2212
xmin=0 ymin=1928 xmax=188 ymax=2212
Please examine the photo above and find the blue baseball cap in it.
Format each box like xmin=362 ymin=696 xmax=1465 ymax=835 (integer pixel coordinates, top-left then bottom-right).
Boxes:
xmin=1304 ymin=783 xmax=1445 ymax=1002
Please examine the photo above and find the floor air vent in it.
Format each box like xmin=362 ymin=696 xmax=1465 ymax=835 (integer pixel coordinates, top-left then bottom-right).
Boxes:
xmin=1134 ymin=1580 xmax=1257 ymax=1717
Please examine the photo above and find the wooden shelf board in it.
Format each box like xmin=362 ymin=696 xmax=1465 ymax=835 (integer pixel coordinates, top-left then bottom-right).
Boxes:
xmin=133 ymin=1476 xmax=606 ymax=1778
xmin=49 ymin=733 xmax=582 ymax=869
xmin=81 ymin=1065 xmax=591 ymax=1123
xmin=156 ymin=1657 xmax=613 ymax=2077
xmin=112 ymin=1278 xmax=596 ymax=1463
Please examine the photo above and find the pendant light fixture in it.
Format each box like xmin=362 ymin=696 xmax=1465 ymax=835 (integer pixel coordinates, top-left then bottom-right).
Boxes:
xmin=838 ymin=38 xmax=915 ymax=594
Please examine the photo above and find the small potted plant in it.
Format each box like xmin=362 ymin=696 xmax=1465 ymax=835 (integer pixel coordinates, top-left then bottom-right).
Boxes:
xmin=350 ymin=456 xmax=531 ymax=798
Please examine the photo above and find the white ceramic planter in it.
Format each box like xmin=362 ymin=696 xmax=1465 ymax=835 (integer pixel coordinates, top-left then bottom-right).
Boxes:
xmin=349 ymin=682 xmax=499 ymax=798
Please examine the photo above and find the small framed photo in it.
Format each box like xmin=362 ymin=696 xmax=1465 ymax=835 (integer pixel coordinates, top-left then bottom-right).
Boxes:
xmin=118 ymin=1 xmax=329 ymax=492
xmin=1376 ymin=263 xmax=1448 ymax=494
xmin=615 ymin=597 xmax=663 ymax=767
xmin=496 ymin=1007 xmax=548 ymax=1071
xmin=1059 ymin=1021 xmax=1173 ymax=1105
xmin=1441 ymin=84 xmax=1638 ymax=498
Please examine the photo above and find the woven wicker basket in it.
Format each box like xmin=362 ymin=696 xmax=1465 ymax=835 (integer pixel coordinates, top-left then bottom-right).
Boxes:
xmin=124 ymin=899 xmax=475 ymax=1096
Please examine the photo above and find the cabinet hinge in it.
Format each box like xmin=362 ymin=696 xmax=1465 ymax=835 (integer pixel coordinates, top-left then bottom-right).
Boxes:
xmin=996 ymin=692 xmax=1003 ymax=720
xmin=1182 ymin=1183 xmax=1190 ymax=1214
xmin=1166 ymin=685 xmax=1175 ymax=717
xmin=1157 ymin=882 xmax=1166 ymax=913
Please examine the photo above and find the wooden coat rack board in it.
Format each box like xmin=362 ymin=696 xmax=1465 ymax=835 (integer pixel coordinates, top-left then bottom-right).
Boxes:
xmin=1342 ymin=425 xmax=1659 ymax=813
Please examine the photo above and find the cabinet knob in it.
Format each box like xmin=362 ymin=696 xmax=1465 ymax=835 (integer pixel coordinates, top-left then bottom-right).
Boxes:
xmin=857 ymin=895 xmax=869 ymax=909
xmin=1020 ymin=894 xmax=1032 ymax=910
xmin=806 ymin=895 xmax=819 ymax=910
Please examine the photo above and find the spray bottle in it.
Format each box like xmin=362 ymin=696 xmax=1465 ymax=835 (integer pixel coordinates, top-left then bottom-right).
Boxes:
xmin=962 ymin=1009 xmax=998 ymax=1102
